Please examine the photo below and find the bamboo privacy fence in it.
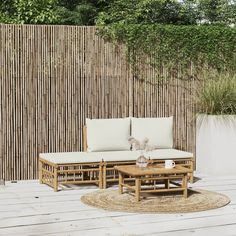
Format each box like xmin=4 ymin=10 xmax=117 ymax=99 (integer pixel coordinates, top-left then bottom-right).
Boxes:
xmin=0 ymin=24 xmax=196 ymax=181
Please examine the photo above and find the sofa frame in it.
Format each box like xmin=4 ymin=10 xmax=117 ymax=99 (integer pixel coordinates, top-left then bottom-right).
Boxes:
xmin=39 ymin=125 xmax=194 ymax=191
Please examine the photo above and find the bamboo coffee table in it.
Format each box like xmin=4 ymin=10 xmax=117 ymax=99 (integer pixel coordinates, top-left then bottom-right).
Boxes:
xmin=114 ymin=165 xmax=192 ymax=202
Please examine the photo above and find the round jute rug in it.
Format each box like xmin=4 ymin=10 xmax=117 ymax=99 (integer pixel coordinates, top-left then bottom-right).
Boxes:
xmin=81 ymin=189 xmax=230 ymax=213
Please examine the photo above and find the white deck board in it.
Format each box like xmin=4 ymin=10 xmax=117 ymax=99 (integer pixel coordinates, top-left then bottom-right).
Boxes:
xmin=0 ymin=174 xmax=236 ymax=236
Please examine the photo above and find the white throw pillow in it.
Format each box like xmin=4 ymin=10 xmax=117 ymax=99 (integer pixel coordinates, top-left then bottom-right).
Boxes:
xmin=131 ymin=117 xmax=173 ymax=149
xmin=86 ymin=118 xmax=131 ymax=152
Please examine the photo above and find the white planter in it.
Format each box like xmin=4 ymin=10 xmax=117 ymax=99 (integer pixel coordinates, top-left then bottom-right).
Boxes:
xmin=196 ymin=115 xmax=236 ymax=175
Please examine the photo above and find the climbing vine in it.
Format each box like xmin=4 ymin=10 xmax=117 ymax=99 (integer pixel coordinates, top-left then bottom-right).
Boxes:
xmin=98 ymin=24 xmax=236 ymax=78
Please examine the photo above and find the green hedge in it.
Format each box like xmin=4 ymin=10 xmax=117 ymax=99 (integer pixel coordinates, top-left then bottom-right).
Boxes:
xmin=98 ymin=24 xmax=236 ymax=72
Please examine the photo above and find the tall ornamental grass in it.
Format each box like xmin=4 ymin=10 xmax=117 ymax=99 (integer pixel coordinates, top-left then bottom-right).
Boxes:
xmin=197 ymin=74 xmax=236 ymax=115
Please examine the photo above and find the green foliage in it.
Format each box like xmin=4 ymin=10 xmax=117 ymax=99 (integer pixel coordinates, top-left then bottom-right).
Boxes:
xmin=56 ymin=4 xmax=96 ymax=25
xmin=96 ymin=0 xmax=236 ymax=26
xmin=56 ymin=0 xmax=112 ymax=25
xmin=1 ymin=0 xmax=235 ymax=26
xmin=56 ymin=1 xmax=100 ymax=25
xmin=96 ymin=0 xmax=199 ymax=26
xmin=0 ymin=0 xmax=112 ymax=25
xmin=196 ymin=74 xmax=236 ymax=115
xmin=197 ymin=0 xmax=236 ymax=25
xmin=98 ymin=24 xmax=236 ymax=72
xmin=0 ymin=0 xmax=59 ymax=24
xmin=97 ymin=0 xmax=236 ymax=76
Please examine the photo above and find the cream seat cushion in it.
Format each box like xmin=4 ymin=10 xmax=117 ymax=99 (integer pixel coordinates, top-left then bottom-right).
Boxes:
xmin=131 ymin=117 xmax=173 ymax=149
xmin=39 ymin=152 xmax=102 ymax=164
xmin=99 ymin=150 xmax=140 ymax=162
xmin=100 ymin=149 xmax=192 ymax=162
xmin=39 ymin=149 xmax=193 ymax=164
xmin=39 ymin=151 xmax=139 ymax=164
xmin=86 ymin=118 xmax=131 ymax=152
xmin=149 ymin=149 xmax=193 ymax=160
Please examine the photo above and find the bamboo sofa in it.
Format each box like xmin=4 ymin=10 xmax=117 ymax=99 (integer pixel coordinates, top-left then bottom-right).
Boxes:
xmin=39 ymin=117 xmax=194 ymax=191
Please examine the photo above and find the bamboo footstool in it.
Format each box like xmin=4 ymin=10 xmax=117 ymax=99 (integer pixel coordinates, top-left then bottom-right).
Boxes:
xmin=115 ymin=165 xmax=192 ymax=202
xmin=39 ymin=157 xmax=103 ymax=191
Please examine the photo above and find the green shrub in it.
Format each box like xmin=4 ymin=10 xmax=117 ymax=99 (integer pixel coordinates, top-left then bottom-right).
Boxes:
xmin=197 ymin=74 xmax=236 ymax=115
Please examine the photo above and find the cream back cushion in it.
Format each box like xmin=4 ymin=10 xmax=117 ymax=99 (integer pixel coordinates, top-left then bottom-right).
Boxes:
xmin=86 ymin=118 xmax=131 ymax=152
xmin=131 ymin=117 xmax=173 ymax=149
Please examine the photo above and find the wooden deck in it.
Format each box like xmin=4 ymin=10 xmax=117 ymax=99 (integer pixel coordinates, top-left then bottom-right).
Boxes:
xmin=1 ymin=174 xmax=236 ymax=236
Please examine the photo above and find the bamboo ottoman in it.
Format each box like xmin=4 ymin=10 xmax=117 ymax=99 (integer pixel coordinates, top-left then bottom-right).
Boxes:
xmin=39 ymin=152 xmax=104 ymax=191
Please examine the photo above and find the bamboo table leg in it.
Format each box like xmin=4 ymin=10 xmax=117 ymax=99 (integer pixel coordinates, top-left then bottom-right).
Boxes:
xmin=189 ymin=159 xmax=194 ymax=183
xmin=183 ymin=174 xmax=188 ymax=198
xmin=53 ymin=166 xmax=58 ymax=192
xmin=103 ymin=164 xmax=107 ymax=189
xmin=119 ymin=172 xmax=124 ymax=194
xmin=165 ymin=179 xmax=169 ymax=189
xmin=99 ymin=164 xmax=103 ymax=189
xmin=39 ymin=160 xmax=43 ymax=184
xmin=135 ymin=178 xmax=141 ymax=202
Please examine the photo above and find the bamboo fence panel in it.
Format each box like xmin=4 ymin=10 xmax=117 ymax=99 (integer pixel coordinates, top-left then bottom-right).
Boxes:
xmin=0 ymin=24 xmax=196 ymax=181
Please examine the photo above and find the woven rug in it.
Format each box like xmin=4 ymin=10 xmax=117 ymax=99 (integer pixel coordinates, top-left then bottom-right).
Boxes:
xmin=81 ymin=188 xmax=230 ymax=213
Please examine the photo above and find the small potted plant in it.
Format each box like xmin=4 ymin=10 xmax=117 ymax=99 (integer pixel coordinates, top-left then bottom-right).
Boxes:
xmin=196 ymin=73 xmax=236 ymax=175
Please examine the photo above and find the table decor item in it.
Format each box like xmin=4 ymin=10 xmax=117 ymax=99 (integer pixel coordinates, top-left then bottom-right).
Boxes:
xmin=128 ymin=137 xmax=154 ymax=167
xmin=165 ymin=160 xmax=176 ymax=169
xmin=136 ymin=151 xmax=148 ymax=168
